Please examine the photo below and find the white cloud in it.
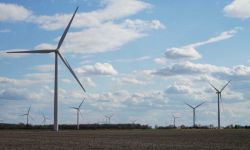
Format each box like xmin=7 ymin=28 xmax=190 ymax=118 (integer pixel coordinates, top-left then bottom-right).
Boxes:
xmin=0 ymin=88 xmax=29 ymax=100
xmin=82 ymin=77 xmax=96 ymax=87
xmin=34 ymin=64 xmax=54 ymax=72
xmin=0 ymin=76 xmax=52 ymax=102
xmin=165 ymin=46 xmax=202 ymax=60
xmin=29 ymin=0 xmax=151 ymax=30
xmin=76 ymin=62 xmax=118 ymax=76
xmin=166 ymin=84 xmax=192 ymax=94
xmin=68 ymin=89 xmax=168 ymax=111
xmin=154 ymin=61 xmax=230 ymax=76
xmin=24 ymin=73 xmax=54 ymax=81
xmin=0 ymin=29 xmax=11 ymax=33
xmin=224 ymin=0 xmax=250 ymax=19
xmin=61 ymin=22 xmax=144 ymax=54
xmin=1 ymin=1 xmax=164 ymax=55
xmin=62 ymin=76 xmax=96 ymax=87
xmin=123 ymin=19 xmax=165 ymax=31
xmin=154 ymin=57 xmax=167 ymax=65
xmin=0 ymin=76 xmax=44 ymax=87
xmin=0 ymin=3 xmax=31 ymax=21
xmin=165 ymin=83 xmax=209 ymax=103
xmin=113 ymin=76 xmax=145 ymax=85
xmin=0 ymin=88 xmax=45 ymax=101
xmin=110 ymin=56 xmax=151 ymax=63
xmin=34 ymin=43 xmax=55 ymax=50
xmin=165 ymin=28 xmax=240 ymax=60
xmin=130 ymin=91 xmax=168 ymax=107
xmin=120 ymin=77 xmax=145 ymax=85
xmin=218 ymin=65 xmax=250 ymax=81
xmin=154 ymin=61 xmax=250 ymax=103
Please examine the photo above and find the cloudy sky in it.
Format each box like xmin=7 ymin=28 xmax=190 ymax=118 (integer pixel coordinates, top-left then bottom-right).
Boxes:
xmin=0 ymin=0 xmax=250 ymax=127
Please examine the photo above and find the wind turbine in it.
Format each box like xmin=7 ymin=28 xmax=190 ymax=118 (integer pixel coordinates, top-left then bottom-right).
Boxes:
xmin=42 ymin=113 xmax=49 ymax=125
xmin=209 ymin=80 xmax=231 ymax=129
xmin=20 ymin=106 xmax=33 ymax=125
xmin=7 ymin=7 xmax=86 ymax=132
xmin=185 ymin=102 xmax=205 ymax=127
xmin=172 ymin=115 xmax=180 ymax=128
xmin=71 ymin=99 xmax=84 ymax=130
xmin=105 ymin=114 xmax=113 ymax=124
xmin=131 ymin=119 xmax=137 ymax=124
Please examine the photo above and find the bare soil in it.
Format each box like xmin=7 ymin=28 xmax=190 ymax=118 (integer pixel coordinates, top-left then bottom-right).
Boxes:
xmin=0 ymin=129 xmax=249 ymax=150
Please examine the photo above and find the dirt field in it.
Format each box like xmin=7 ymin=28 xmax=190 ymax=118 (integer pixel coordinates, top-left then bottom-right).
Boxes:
xmin=0 ymin=129 xmax=249 ymax=150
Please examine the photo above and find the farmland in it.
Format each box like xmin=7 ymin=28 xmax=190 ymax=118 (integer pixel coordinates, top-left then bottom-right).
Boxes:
xmin=0 ymin=129 xmax=250 ymax=150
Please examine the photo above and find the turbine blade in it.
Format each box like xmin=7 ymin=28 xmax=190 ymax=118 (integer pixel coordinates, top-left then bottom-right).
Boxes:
xmin=209 ymin=82 xmax=219 ymax=92
xmin=195 ymin=102 xmax=205 ymax=109
xmin=185 ymin=102 xmax=194 ymax=109
xmin=79 ymin=111 xmax=84 ymax=119
xmin=220 ymin=80 xmax=231 ymax=92
xmin=57 ymin=7 xmax=79 ymax=50
xmin=58 ymin=52 xmax=86 ymax=92
xmin=30 ymin=116 xmax=35 ymax=121
xmin=28 ymin=106 xmax=31 ymax=115
xmin=71 ymin=106 xmax=78 ymax=110
xmin=7 ymin=49 xmax=55 ymax=53
xmin=79 ymin=99 xmax=85 ymax=108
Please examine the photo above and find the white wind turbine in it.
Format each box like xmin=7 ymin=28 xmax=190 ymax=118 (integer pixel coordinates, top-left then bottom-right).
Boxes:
xmin=7 ymin=7 xmax=85 ymax=132
xmin=172 ymin=115 xmax=180 ymax=128
xmin=71 ymin=99 xmax=85 ymax=130
xmin=105 ymin=114 xmax=113 ymax=124
xmin=185 ymin=102 xmax=205 ymax=127
xmin=42 ymin=113 xmax=49 ymax=125
xmin=209 ymin=80 xmax=231 ymax=129
xmin=20 ymin=106 xmax=33 ymax=125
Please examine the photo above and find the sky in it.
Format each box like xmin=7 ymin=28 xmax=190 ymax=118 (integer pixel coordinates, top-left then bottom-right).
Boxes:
xmin=0 ymin=0 xmax=250 ymax=127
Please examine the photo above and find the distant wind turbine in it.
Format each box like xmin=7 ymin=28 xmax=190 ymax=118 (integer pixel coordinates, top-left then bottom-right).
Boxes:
xmin=20 ymin=106 xmax=33 ymax=125
xmin=42 ymin=113 xmax=49 ymax=125
xmin=209 ymin=80 xmax=231 ymax=129
xmin=71 ymin=99 xmax=85 ymax=130
xmin=105 ymin=114 xmax=113 ymax=124
xmin=185 ymin=102 xmax=205 ymax=127
xmin=172 ymin=115 xmax=180 ymax=128
xmin=131 ymin=119 xmax=137 ymax=124
xmin=7 ymin=7 xmax=86 ymax=132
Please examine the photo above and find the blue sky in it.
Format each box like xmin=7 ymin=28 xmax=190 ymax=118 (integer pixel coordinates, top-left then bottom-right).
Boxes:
xmin=1 ymin=0 xmax=250 ymax=127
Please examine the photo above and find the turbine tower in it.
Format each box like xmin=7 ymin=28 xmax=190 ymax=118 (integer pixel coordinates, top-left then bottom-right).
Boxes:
xmin=71 ymin=99 xmax=84 ymax=130
xmin=7 ymin=7 xmax=85 ymax=132
xmin=20 ymin=106 xmax=32 ymax=125
xmin=209 ymin=80 xmax=231 ymax=129
xmin=172 ymin=115 xmax=180 ymax=128
xmin=185 ymin=102 xmax=205 ymax=127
